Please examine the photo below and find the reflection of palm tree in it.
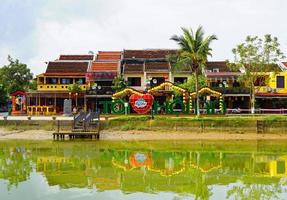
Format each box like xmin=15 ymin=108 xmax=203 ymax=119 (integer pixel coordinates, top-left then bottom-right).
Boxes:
xmin=193 ymin=170 xmax=212 ymax=200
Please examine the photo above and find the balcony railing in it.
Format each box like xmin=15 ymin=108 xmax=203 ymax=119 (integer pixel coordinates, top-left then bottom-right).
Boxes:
xmin=37 ymin=84 xmax=87 ymax=91
xmin=211 ymin=87 xmax=250 ymax=94
xmin=86 ymin=86 xmax=114 ymax=95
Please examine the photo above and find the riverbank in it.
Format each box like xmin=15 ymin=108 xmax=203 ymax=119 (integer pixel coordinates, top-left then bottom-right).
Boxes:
xmin=1 ymin=128 xmax=287 ymax=140
xmin=1 ymin=115 xmax=287 ymax=140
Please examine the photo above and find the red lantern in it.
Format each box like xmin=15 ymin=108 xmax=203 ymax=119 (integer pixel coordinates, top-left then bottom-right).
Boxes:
xmin=129 ymin=93 xmax=154 ymax=114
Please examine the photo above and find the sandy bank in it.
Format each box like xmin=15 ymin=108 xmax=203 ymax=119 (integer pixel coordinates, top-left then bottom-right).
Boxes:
xmin=1 ymin=128 xmax=286 ymax=140
xmin=100 ymin=130 xmax=287 ymax=141
xmin=0 ymin=128 xmax=53 ymax=140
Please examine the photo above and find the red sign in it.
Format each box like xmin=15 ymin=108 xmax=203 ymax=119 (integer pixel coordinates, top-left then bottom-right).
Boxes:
xmin=129 ymin=94 xmax=154 ymax=114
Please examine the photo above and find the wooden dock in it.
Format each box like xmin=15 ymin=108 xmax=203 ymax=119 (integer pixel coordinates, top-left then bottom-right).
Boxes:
xmin=53 ymin=111 xmax=100 ymax=140
xmin=53 ymin=131 xmax=99 ymax=140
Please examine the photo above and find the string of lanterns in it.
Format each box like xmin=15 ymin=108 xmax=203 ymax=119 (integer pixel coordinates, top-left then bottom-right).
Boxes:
xmin=112 ymin=82 xmax=224 ymax=113
xmin=112 ymin=88 xmax=144 ymax=99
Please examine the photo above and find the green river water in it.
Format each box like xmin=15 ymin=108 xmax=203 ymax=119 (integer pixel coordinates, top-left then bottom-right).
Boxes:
xmin=1 ymin=140 xmax=287 ymax=200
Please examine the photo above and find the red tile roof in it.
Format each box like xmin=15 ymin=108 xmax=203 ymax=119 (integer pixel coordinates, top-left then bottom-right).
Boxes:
xmin=90 ymin=51 xmax=121 ymax=72
xmin=96 ymin=51 xmax=121 ymax=60
xmin=59 ymin=55 xmax=94 ymax=61
xmin=97 ymin=54 xmax=121 ymax=60
xmin=45 ymin=62 xmax=89 ymax=74
xmin=92 ymin=62 xmax=118 ymax=72
xmin=124 ymin=63 xmax=144 ymax=74
xmin=123 ymin=49 xmax=177 ymax=59
xmin=145 ymin=62 xmax=169 ymax=72
xmin=98 ymin=51 xmax=122 ymax=55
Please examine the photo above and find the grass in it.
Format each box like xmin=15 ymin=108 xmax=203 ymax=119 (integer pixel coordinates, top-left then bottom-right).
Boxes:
xmin=1 ymin=115 xmax=287 ymax=132
xmin=0 ymin=121 xmax=56 ymax=131
xmin=104 ymin=114 xmax=287 ymax=133
xmin=109 ymin=115 xmax=287 ymax=122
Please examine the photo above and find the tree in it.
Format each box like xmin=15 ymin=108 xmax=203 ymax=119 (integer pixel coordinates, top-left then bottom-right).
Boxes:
xmin=68 ymin=82 xmax=82 ymax=108
xmin=0 ymin=56 xmax=33 ymax=94
xmin=228 ymin=35 xmax=285 ymax=114
xmin=112 ymin=75 xmax=128 ymax=92
xmin=178 ymin=75 xmax=207 ymax=93
xmin=68 ymin=82 xmax=82 ymax=93
xmin=28 ymin=80 xmax=37 ymax=92
xmin=0 ymin=84 xmax=8 ymax=104
xmin=170 ymin=26 xmax=217 ymax=116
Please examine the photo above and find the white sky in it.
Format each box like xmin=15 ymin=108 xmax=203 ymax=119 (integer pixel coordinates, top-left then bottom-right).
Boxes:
xmin=0 ymin=0 xmax=287 ymax=75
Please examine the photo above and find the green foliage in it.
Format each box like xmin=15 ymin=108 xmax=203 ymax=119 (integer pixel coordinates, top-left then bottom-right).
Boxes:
xmin=27 ymin=80 xmax=37 ymax=92
xmin=228 ymin=35 xmax=285 ymax=113
xmin=112 ymin=75 xmax=128 ymax=92
xmin=0 ymin=84 xmax=8 ymax=104
xmin=170 ymin=26 xmax=217 ymax=116
xmin=178 ymin=75 xmax=207 ymax=92
xmin=68 ymin=82 xmax=82 ymax=92
xmin=0 ymin=56 xmax=33 ymax=94
xmin=170 ymin=26 xmax=217 ymax=74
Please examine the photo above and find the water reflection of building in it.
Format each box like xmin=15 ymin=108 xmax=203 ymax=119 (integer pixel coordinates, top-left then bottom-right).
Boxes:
xmin=3 ymin=142 xmax=287 ymax=200
xmin=255 ymin=155 xmax=287 ymax=177
xmin=33 ymin=149 xmax=287 ymax=195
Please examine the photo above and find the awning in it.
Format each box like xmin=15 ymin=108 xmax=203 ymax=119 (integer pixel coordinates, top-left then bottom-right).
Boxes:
xmin=256 ymin=93 xmax=287 ymax=99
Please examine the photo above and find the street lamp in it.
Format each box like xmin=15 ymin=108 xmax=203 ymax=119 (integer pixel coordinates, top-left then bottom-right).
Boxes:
xmin=92 ymin=83 xmax=102 ymax=112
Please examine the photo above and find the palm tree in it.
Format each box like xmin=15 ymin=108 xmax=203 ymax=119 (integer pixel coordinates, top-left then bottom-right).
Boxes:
xmin=170 ymin=26 xmax=217 ymax=116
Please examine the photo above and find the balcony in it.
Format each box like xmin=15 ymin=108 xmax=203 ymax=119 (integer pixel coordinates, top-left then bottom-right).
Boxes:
xmin=86 ymin=86 xmax=114 ymax=95
xmin=37 ymin=84 xmax=87 ymax=91
xmin=211 ymin=87 xmax=250 ymax=95
xmin=255 ymin=86 xmax=287 ymax=94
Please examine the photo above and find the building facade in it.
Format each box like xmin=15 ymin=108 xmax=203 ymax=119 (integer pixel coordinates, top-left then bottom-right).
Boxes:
xmin=20 ymin=49 xmax=287 ymax=115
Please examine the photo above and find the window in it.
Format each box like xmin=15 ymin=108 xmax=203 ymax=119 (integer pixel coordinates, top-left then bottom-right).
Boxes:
xmin=277 ymin=160 xmax=285 ymax=174
xmin=174 ymin=77 xmax=187 ymax=84
xmin=276 ymin=76 xmax=285 ymax=88
xmin=75 ymin=78 xmax=85 ymax=84
xmin=127 ymin=77 xmax=141 ymax=86
xmin=213 ymin=68 xmax=219 ymax=72
xmin=46 ymin=78 xmax=58 ymax=84
xmin=61 ymin=78 xmax=72 ymax=84
xmin=38 ymin=77 xmax=44 ymax=84
xmin=254 ymin=76 xmax=268 ymax=86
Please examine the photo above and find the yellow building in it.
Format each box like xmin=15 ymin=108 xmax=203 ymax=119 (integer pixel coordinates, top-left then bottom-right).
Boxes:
xmin=255 ymin=63 xmax=287 ymax=110
xmin=26 ymin=55 xmax=93 ymax=115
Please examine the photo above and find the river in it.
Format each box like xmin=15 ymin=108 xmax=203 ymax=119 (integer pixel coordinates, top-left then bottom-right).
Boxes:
xmin=1 ymin=140 xmax=287 ymax=199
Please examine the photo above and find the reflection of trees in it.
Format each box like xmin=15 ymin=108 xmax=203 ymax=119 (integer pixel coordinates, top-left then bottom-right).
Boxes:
xmin=1 ymin=141 xmax=287 ymax=199
xmin=226 ymin=184 xmax=286 ymax=200
xmin=189 ymin=169 xmax=212 ymax=200
xmin=0 ymin=147 xmax=33 ymax=190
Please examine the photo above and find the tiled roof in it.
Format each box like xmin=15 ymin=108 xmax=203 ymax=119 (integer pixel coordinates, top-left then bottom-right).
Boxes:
xmin=97 ymin=51 xmax=122 ymax=61
xmin=92 ymin=62 xmax=118 ymax=72
xmin=59 ymin=55 xmax=94 ymax=61
xmin=45 ymin=62 xmax=89 ymax=74
xmin=97 ymin=54 xmax=121 ymax=60
xmin=145 ymin=62 xmax=169 ymax=72
xmin=90 ymin=51 xmax=121 ymax=72
xmin=124 ymin=63 xmax=144 ymax=73
xmin=123 ymin=49 xmax=177 ymax=59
